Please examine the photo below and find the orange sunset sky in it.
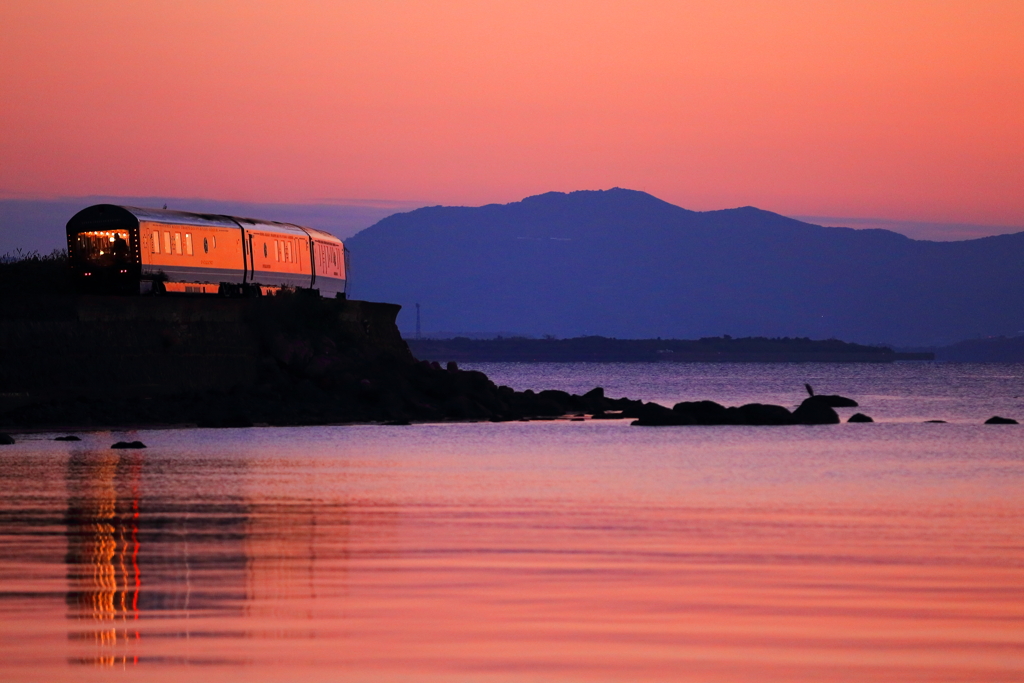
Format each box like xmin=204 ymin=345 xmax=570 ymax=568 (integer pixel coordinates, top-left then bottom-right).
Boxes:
xmin=1 ymin=0 xmax=1022 ymax=227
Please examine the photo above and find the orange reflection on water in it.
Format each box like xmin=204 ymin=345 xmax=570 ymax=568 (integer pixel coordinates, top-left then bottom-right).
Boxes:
xmin=65 ymin=451 xmax=142 ymax=667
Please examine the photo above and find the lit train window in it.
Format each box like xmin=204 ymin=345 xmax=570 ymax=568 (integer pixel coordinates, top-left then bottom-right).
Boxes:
xmin=164 ymin=232 xmax=171 ymax=254
xmin=212 ymin=236 xmax=217 ymax=249
xmin=185 ymin=233 xmax=193 ymax=255
xmin=274 ymin=240 xmax=280 ymax=262
xmin=173 ymin=233 xmax=182 ymax=255
xmin=203 ymin=237 xmax=209 ymax=253
xmin=152 ymin=231 xmax=160 ymax=254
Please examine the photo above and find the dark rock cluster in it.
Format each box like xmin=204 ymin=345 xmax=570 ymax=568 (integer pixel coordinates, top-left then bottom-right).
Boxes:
xmin=111 ymin=441 xmax=146 ymax=449
xmin=631 ymin=395 xmax=858 ymax=426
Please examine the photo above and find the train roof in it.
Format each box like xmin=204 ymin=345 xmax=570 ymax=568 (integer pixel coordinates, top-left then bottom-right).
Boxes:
xmin=68 ymin=204 xmax=343 ymax=243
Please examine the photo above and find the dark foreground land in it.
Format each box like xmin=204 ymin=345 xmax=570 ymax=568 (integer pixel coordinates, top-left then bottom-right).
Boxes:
xmin=0 ymin=291 xmax=865 ymax=429
xmin=0 ymin=291 xmax=637 ymax=428
xmin=409 ymin=336 xmax=933 ymax=363
xmin=0 ymin=254 xmax=911 ymax=431
xmin=0 ymin=261 xmax=855 ymax=430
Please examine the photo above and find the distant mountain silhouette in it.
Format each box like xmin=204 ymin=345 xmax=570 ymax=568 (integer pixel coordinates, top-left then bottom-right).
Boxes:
xmin=345 ymin=189 xmax=1024 ymax=346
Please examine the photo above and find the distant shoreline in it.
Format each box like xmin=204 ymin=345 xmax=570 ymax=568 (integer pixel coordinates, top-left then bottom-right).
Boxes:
xmin=407 ymin=336 xmax=935 ymax=364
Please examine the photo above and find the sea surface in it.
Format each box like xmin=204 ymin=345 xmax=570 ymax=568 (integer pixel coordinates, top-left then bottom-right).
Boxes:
xmin=1 ymin=362 xmax=1022 ymax=682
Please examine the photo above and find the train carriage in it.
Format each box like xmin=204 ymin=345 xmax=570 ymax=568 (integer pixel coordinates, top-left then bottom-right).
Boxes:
xmin=67 ymin=204 xmax=348 ymax=298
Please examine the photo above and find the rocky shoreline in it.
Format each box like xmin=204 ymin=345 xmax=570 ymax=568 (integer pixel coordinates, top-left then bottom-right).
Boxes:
xmin=0 ymin=281 xmax=1016 ymax=433
xmin=0 ymin=362 xmax=865 ymax=432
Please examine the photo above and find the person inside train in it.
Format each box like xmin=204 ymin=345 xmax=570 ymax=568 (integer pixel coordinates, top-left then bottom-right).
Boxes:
xmin=112 ymin=235 xmax=129 ymax=262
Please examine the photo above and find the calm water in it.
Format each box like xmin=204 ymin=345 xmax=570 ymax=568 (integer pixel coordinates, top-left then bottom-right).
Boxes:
xmin=1 ymin=363 xmax=1023 ymax=682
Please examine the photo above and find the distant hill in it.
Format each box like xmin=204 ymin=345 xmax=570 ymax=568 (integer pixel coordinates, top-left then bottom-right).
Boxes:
xmin=933 ymin=336 xmax=1024 ymax=362
xmin=345 ymin=189 xmax=1024 ymax=347
xmin=407 ymin=336 xmax=933 ymax=363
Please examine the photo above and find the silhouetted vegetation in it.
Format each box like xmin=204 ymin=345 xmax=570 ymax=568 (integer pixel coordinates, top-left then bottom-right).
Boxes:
xmin=0 ymin=249 xmax=75 ymax=319
xmin=0 ymin=248 xmax=71 ymax=289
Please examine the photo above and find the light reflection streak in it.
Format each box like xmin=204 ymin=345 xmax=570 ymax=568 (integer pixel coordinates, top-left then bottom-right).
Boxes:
xmin=64 ymin=451 xmax=142 ymax=667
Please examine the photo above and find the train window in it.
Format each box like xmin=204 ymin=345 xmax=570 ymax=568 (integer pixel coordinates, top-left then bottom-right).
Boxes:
xmin=173 ymin=233 xmax=182 ymax=255
xmin=163 ymin=232 xmax=171 ymax=255
xmin=274 ymin=240 xmax=280 ymax=262
xmin=263 ymin=242 xmax=268 ymax=258
xmin=203 ymin=237 xmax=209 ymax=253
xmin=74 ymin=229 xmax=130 ymax=266
xmin=286 ymin=241 xmax=292 ymax=263
xmin=185 ymin=233 xmax=193 ymax=256
xmin=212 ymin=236 xmax=217 ymax=249
xmin=152 ymin=231 xmax=160 ymax=254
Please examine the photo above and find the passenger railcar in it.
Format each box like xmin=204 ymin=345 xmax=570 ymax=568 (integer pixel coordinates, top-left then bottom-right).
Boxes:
xmin=66 ymin=204 xmax=348 ymax=297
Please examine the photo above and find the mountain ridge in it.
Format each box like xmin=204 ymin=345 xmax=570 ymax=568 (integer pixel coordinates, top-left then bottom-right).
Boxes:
xmin=344 ymin=189 xmax=1023 ymax=346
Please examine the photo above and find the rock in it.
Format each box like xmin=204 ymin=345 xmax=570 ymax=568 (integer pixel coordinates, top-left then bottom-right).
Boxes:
xmin=924 ymin=420 xmax=947 ymax=423
xmin=533 ymin=397 xmax=567 ymax=417
xmin=538 ymin=390 xmax=573 ymax=412
xmin=792 ymin=397 xmax=840 ymax=425
xmin=578 ymin=387 xmax=607 ymax=413
xmin=984 ymin=416 xmax=1018 ymax=424
xmin=54 ymin=435 xmax=81 ymax=441
xmin=618 ymin=399 xmax=648 ymax=418
xmin=111 ymin=440 xmax=146 ymax=449
xmin=632 ymin=403 xmax=696 ymax=426
xmin=382 ymin=419 xmax=411 ymax=426
xmin=570 ymin=417 xmax=585 ymax=422
xmin=672 ymin=400 xmax=729 ymax=425
xmin=848 ymin=413 xmax=874 ymax=423
xmin=591 ymin=410 xmax=625 ymax=419
xmin=810 ymin=395 xmax=858 ymax=408
xmin=446 ymin=361 xmax=459 ymax=372
xmin=737 ymin=403 xmax=795 ymax=425
xmin=0 ymin=433 xmax=14 ymax=445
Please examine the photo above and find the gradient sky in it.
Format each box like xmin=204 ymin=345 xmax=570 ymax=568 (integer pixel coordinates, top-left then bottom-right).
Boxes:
xmin=2 ymin=1 xmax=1022 ymax=228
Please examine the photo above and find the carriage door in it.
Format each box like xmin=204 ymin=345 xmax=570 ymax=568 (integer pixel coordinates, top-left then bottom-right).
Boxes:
xmin=247 ymin=234 xmax=255 ymax=281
